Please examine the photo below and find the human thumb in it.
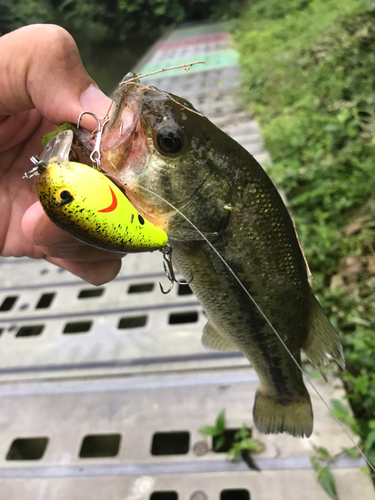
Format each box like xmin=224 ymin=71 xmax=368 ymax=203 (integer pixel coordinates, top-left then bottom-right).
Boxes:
xmin=0 ymin=24 xmax=111 ymax=126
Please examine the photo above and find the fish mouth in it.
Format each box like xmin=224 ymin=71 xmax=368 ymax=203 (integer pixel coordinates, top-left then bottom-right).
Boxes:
xmin=75 ymin=76 xmax=148 ymax=178
xmin=100 ymin=79 xmax=146 ymax=176
xmin=74 ymin=78 xmax=173 ymax=231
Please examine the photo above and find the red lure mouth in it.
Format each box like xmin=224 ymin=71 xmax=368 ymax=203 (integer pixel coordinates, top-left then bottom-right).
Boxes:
xmin=97 ymin=186 xmax=118 ymax=213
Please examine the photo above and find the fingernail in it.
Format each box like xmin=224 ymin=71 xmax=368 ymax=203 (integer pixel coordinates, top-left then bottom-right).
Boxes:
xmin=81 ymin=85 xmax=112 ymax=117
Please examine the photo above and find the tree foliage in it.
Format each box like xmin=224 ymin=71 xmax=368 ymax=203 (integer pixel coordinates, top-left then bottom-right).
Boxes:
xmin=0 ymin=0 xmax=247 ymax=91
xmin=0 ymin=0 xmax=246 ymax=39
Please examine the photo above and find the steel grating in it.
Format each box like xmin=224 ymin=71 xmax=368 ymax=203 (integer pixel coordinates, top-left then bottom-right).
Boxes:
xmin=0 ymin=369 xmax=372 ymax=498
xmin=1 ymin=470 xmax=374 ymax=500
xmin=0 ymin=21 xmax=374 ymax=499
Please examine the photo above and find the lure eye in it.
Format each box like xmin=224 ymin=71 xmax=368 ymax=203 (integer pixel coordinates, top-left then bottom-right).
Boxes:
xmin=56 ymin=187 xmax=74 ymax=206
xmin=60 ymin=190 xmax=72 ymax=200
xmin=156 ymin=126 xmax=185 ymax=156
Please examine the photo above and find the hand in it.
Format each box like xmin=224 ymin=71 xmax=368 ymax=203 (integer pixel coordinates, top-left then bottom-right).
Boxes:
xmin=0 ymin=24 xmax=124 ymax=285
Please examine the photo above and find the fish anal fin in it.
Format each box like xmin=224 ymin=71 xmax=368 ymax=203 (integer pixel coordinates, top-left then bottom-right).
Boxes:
xmin=302 ymin=294 xmax=345 ymax=378
xmin=201 ymin=320 xmax=238 ymax=351
xmin=253 ymin=385 xmax=313 ymax=438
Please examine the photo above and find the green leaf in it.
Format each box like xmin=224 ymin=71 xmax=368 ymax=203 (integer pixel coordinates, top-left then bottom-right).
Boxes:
xmin=330 ymin=399 xmax=350 ymax=421
xmin=57 ymin=123 xmax=76 ymax=133
xmin=215 ymin=410 xmax=226 ymax=433
xmin=365 ymin=449 xmax=375 ymax=464
xmin=198 ymin=426 xmax=220 ymax=437
xmin=317 ymin=447 xmax=331 ymax=460
xmin=343 ymin=447 xmax=361 ymax=458
xmin=238 ymin=438 xmax=264 ymax=453
xmin=214 ymin=434 xmax=225 ymax=451
xmin=41 ymin=123 xmax=75 ymax=147
xmin=317 ymin=467 xmax=338 ymax=500
xmin=311 ymin=456 xmax=320 ymax=471
xmin=41 ymin=130 xmax=59 ymax=147
xmin=309 ymin=370 xmax=323 ymax=379
xmin=365 ymin=430 xmax=375 ymax=451
xmin=234 ymin=424 xmax=250 ymax=441
xmin=227 ymin=441 xmax=242 ymax=459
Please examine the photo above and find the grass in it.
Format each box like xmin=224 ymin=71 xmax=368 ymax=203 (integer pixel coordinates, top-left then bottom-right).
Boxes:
xmin=235 ymin=0 xmax=375 ymax=474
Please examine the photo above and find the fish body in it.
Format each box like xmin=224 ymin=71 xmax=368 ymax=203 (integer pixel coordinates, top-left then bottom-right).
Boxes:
xmin=84 ymin=78 xmax=344 ymax=436
xmin=35 ymin=130 xmax=168 ymax=253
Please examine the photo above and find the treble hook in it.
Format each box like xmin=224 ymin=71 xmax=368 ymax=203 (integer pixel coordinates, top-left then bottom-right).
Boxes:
xmin=23 ymin=157 xmax=47 ymax=179
xmin=77 ymin=111 xmax=109 ymax=170
xmin=159 ymin=245 xmax=193 ymax=294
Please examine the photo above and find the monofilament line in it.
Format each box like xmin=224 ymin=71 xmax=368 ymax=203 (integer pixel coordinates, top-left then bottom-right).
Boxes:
xmin=137 ymin=184 xmax=375 ymax=473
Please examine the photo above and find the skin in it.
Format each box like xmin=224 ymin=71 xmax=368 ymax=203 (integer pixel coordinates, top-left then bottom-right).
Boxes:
xmin=0 ymin=24 xmax=123 ymax=285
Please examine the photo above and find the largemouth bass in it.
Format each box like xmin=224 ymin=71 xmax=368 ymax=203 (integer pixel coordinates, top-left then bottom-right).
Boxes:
xmin=83 ymin=76 xmax=345 ymax=437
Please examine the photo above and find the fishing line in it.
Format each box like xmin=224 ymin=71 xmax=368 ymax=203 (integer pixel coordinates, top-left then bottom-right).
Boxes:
xmin=137 ymin=184 xmax=375 ymax=473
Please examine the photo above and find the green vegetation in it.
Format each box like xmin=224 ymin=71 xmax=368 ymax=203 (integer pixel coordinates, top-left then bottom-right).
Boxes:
xmin=0 ymin=0 xmax=247 ymax=91
xmin=199 ymin=410 xmax=264 ymax=461
xmin=311 ymin=446 xmax=339 ymax=500
xmin=0 ymin=0 xmax=244 ymax=38
xmin=235 ymin=0 xmax=375 ymax=475
xmin=310 ymin=440 xmax=363 ymax=499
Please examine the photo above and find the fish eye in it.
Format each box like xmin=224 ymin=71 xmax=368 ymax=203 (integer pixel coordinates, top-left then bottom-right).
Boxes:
xmin=156 ymin=126 xmax=185 ymax=155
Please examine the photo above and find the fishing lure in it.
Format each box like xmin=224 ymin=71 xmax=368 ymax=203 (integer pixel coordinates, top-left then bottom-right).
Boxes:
xmin=26 ymin=128 xmax=168 ymax=253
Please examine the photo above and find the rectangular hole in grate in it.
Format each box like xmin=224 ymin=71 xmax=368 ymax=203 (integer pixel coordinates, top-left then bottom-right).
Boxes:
xmin=6 ymin=437 xmax=48 ymax=460
xmin=63 ymin=321 xmax=92 ymax=334
xmin=35 ymin=292 xmax=55 ymax=309
xmin=128 ymin=283 xmax=154 ymax=294
xmin=177 ymin=284 xmax=193 ymax=296
xmin=79 ymin=434 xmax=121 ymax=458
xmin=0 ymin=328 xmax=3 ymax=337
xmin=78 ymin=288 xmax=105 ymax=299
xmin=0 ymin=296 xmax=18 ymax=312
xmin=16 ymin=325 xmax=44 ymax=337
xmin=213 ymin=429 xmax=244 ymax=453
xmin=150 ymin=493 xmax=178 ymax=500
xmin=168 ymin=311 xmax=198 ymax=325
xmin=151 ymin=431 xmax=189 ymax=456
xmin=118 ymin=315 xmax=147 ymax=329
xmin=221 ymin=490 xmax=250 ymax=500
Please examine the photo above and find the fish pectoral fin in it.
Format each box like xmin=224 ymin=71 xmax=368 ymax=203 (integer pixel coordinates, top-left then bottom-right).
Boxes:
xmin=302 ymin=293 xmax=345 ymax=378
xmin=201 ymin=320 xmax=238 ymax=351
xmin=253 ymin=385 xmax=313 ymax=438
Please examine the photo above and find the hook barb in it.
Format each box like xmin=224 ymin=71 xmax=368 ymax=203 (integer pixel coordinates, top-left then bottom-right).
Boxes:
xmin=159 ymin=245 xmax=193 ymax=294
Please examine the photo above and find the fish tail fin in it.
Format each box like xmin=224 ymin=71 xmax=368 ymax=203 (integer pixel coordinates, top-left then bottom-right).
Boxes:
xmin=303 ymin=293 xmax=345 ymax=379
xmin=253 ymin=386 xmax=313 ymax=437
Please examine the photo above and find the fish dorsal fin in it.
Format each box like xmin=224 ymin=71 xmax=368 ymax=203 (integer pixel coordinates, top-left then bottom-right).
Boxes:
xmin=201 ymin=320 xmax=238 ymax=351
xmin=302 ymin=293 xmax=345 ymax=378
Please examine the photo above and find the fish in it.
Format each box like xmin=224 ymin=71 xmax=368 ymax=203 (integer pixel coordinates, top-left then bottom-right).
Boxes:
xmin=80 ymin=75 xmax=345 ymax=437
xmin=34 ymin=129 xmax=168 ymax=253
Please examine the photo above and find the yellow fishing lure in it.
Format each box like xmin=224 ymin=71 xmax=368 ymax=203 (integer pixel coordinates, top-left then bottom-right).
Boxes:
xmin=34 ymin=130 xmax=168 ymax=253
